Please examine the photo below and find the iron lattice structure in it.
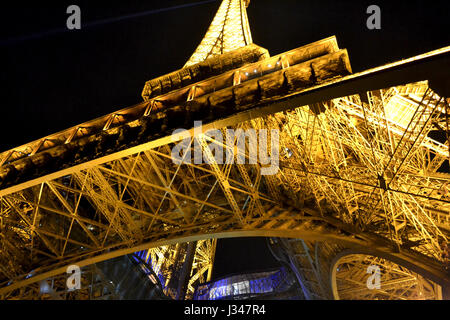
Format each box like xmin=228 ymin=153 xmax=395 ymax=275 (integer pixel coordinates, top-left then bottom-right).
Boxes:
xmin=331 ymin=253 xmax=444 ymax=299
xmin=136 ymin=239 xmax=216 ymax=299
xmin=184 ymin=0 xmax=252 ymax=67
xmin=0 ymin=0 xmax=449 ymax=299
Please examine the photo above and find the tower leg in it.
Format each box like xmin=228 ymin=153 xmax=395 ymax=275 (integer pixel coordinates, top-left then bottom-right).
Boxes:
xmin=176 ymin=241 xmax=197 ymax=300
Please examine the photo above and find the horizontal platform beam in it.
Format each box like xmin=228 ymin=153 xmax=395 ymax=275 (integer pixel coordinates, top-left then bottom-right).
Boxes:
xmin=1 ymin=46 xmax=448 ymax=197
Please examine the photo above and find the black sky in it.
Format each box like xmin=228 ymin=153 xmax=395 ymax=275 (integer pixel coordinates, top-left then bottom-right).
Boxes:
xmin=1 ymin=0 xmax=449 ymax=279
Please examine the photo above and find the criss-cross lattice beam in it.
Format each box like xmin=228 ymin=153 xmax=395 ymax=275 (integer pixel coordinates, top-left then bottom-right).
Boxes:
xmin=331 ymin=253 xmax=443 ymax=300
xmin=184 ymin=0 xmax=252 ymax=67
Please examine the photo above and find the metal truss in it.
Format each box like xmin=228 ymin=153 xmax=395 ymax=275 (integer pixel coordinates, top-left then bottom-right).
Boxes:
xmin=184 ymin=0 xmax=252 ymax=67
xmin=0 ymin=0 xmax=449 ymax=300
xmin=139 ymin=239 xmax=216 ymax=299
xmin=1 ymin=1 xmax=254 ymax=298
xmin=1 ymin=79 xmax=448 ymax=298
xmin=0 ymin=264 xmax=117 ymax=300
xmin=265 ymin=81 xmax=449 ymax=261
xmin=332 ymin=253 xmax=443 ymax=300
xmin=268 ymin=238 xmax=347 ymax=300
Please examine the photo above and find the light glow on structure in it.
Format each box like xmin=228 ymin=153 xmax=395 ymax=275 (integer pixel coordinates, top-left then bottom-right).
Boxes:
xmin=193 ymin=267 xmax=293 ymax=300
xmin=133 ymin=239 xmax=216 ymax=299
xmin=184 ymin=0 xmax=252 ymax=67
xmin=134 ymin=249 xmax=167 ymax=291
xmin=332 ymin=254 xmax=444 ymax=300
xmin=0 ymin=0 xmax=448 ymax=300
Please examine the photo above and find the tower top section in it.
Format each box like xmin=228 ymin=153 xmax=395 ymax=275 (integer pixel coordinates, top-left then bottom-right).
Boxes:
xmin=184 ymin=0 xmax=253 ymax=67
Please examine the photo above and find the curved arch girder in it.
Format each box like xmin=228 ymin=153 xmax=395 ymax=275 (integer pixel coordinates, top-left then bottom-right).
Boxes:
xmin=1 ymin=218 xmax=448 ymax=298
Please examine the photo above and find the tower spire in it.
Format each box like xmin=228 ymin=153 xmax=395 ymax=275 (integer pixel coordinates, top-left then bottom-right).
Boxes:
xmin=184 ymin=0 xmax=253 ymax=67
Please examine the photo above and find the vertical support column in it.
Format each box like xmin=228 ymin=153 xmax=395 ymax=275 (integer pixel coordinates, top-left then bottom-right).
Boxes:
xmin=176 ymin=241 xmax=198 ymax=300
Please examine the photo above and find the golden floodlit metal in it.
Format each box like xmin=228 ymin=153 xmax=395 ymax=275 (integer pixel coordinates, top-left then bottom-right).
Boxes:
xmin=0 ymin=0 xmax=448 ymax=299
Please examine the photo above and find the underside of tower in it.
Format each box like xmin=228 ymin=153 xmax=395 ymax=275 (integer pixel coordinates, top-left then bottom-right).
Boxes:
xmin=0 ymin=0 xmax=449 ymax=300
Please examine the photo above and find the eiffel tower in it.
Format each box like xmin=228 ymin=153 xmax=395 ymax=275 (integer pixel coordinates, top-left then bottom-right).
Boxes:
xmin=0 ymin=0 xmax=449 ymax=300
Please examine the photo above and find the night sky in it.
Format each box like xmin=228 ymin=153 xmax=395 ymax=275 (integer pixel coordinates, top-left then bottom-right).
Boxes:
xmin=1 ymin=0 xmax=449 ymax=280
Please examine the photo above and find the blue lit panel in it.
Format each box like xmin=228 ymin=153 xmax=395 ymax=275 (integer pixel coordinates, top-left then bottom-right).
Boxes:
xmin=194 ymin=268 xmax=290 ymax=300
xmin=133 ymin=249 xmax=167 ymax=290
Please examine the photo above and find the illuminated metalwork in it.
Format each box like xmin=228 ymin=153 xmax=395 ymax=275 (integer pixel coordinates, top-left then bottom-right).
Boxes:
xmin=184 ymin=0 xmax=252 ymax=67
xmin=331 ymin=253 xmax=443 ymax=300
xmin=135 ymin=239 xmax=216 ymax=299
xmin=0 ymin=264 xmax=116 ymax=300
xmin=0 ymin=252 xmax=168 ymax=300
xmin=0 ymin=0 xmax=449 ymax=300
xmin=268 ymin=238 xmax=333 ymax=299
